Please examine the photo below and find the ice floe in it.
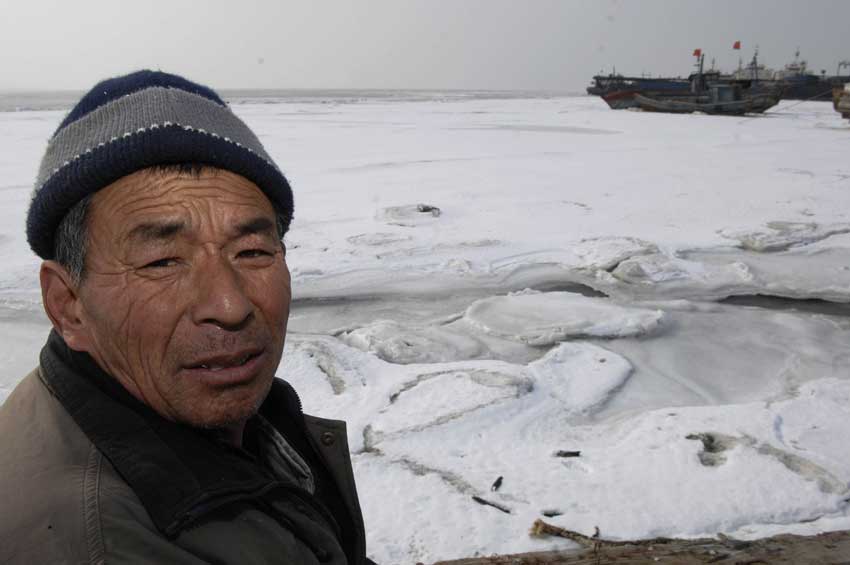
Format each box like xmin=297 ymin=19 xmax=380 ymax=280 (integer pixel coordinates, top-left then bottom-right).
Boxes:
xmin=464 ymin=290 xmax=664 ymax=345
xmin=528 ymin=342 xmax=632 ymax=414
xmin=339 ymin=319 xmax=488 ymax=364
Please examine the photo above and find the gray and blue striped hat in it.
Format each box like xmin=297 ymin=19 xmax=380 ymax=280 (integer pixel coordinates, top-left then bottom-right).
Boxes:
xmin=26 ymin=69 xmax=293 ymax=260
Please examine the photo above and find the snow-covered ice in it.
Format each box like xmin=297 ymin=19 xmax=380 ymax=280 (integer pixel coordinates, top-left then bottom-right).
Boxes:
xmin=463 ymin=290 xmax=664 ymax=345
xmin=1 ymin=93 xmax=849 ymax=564
xmin=720 ymin=221 xmax=850 ymax=252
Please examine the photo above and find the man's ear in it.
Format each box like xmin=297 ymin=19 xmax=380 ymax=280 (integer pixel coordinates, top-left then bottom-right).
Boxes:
xmin=40 ymin=261 xmax=92 ymax=352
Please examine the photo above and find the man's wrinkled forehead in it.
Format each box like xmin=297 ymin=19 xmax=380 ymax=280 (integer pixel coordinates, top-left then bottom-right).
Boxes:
xmin=125 ymin=217 xmax=278 ymax=247
xmin=88 ymin=167 xmax=279 ymax=241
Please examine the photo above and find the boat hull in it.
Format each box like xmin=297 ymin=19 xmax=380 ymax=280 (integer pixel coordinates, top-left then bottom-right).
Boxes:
xmin=601 ymin=90 xmax=641 ymax=109
xmin=781 ymin=76 xmax=850 ymax=101
xmin=588 ymin=75 xmax=691 ymax=110
xmin=633 ymin=93 xmax=780 ymax=115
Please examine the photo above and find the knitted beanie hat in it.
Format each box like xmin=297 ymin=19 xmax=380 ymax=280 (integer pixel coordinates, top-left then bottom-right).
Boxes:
xmin=26 ymin=69 xmax=293 ymax=260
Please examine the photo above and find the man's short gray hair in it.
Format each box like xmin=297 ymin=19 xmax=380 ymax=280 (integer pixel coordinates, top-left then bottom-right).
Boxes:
xmin=54 ymin=194 xmax=93 ymax=283
xmin=53 ymin=164 xmax=288 ymax=284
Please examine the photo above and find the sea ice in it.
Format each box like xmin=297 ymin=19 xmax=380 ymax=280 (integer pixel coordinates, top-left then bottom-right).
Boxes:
xmin=686 ymin=246 xmax=850 ymax=303
xmin=346 ymin=232 xmax=413 ymax=247
xmin=339 ymin=319 xmax=488 ymax=364
xmin=605 ymin=252 xmax=756 ymax=300
xmin=2 ymin=95 xmax=850 ymax=564
xmin=489 ymin=236 xmax=658 ymax=274
xmin=528 ymin=342 xmax=632 ymax=414
xmin=720 ymin=221 xmax=850 ymax=252
xmin=371 ymin=366 xmax=532 ymax=437
xmin=368 ymin=378 xmax=850 ymax=562
xmin=463 ymin=290 xmax=664 ymax=345
xmin=377 ymin=203 xmax=442 ymax=227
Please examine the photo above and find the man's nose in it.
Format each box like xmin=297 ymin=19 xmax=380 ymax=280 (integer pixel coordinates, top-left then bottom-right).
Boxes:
xmin=190 ymin=254 xmax=254 ymax=330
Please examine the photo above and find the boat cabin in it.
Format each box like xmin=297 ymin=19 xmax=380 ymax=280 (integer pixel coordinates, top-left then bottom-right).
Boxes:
xmin=710 ymin=83 xmax=743 ymax=103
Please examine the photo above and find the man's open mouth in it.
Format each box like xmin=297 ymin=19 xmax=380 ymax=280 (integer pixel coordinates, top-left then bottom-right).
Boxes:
xmin=186 ymin=349 xmax=263 ymax=372
xmin=194 ymin=354 xmax=254 ymax=371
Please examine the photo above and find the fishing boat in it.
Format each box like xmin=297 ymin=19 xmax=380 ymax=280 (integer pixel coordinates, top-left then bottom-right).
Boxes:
xmin=586 ymin=73 xmax=691 ymax=109
xmin=772 ymin=53 xmax=850 ymax=100
xmin=634 ymin=53 xmax=781 ymax=116
xmin=590 ymin=48 xmax=849 ymax=110
xmin=730 ymin=50 xmax=850 ymax=101
xmin=634 ymin=87 xmax=779 ymax=115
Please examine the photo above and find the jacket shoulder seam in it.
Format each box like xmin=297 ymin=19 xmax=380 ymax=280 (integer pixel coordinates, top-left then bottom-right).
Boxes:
xmin=83 ymin=444 xmax=106 ymax=565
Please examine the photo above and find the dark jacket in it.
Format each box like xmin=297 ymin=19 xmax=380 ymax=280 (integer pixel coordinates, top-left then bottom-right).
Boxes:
xmin=0 ymin=332 xmax=371 ymax=564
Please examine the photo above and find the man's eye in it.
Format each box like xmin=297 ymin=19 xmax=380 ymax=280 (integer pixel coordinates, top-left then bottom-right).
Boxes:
xmin=237 ymin=249 xmax=272 ymax=259
xmin=143 ymin=258 xmax=179 ymax=269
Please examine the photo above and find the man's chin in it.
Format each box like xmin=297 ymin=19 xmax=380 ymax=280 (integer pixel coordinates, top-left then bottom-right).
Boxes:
xmin=177 ymin=377 xmax=274 ymax=434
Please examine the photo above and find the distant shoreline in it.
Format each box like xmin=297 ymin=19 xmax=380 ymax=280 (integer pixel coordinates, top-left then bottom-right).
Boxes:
xmin=0 ymin=89 xmax=584 ymax=113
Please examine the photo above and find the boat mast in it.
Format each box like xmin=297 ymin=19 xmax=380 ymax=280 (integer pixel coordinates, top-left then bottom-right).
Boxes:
xmin=750 ymin=48 xmax=759 ymax=82
xmin=691 ymin=50 xmax=705 ymax=93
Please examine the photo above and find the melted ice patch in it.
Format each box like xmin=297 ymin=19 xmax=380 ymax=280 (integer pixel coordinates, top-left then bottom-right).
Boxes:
xmin=464 ymin=290 xmax=664 ymax=345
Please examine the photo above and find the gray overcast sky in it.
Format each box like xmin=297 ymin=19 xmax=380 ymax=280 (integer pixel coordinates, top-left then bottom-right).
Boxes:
xmin=1 ymin=0 xmax=848 ymax=92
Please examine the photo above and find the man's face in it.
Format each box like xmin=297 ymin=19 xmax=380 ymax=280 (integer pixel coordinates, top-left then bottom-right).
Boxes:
xmin=72 ymin=167 xmax=290 ymax=432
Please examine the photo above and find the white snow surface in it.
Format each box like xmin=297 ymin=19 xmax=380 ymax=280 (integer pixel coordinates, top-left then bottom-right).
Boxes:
xmin=1 ymin=95 xmax=849 ymax=564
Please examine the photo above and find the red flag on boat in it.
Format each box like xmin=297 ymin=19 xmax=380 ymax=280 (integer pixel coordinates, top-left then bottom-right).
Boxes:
xmin=733 ymin=41 xmax=741 ymax=50
xmin=693 ymin=48 xmax=702 ymax=57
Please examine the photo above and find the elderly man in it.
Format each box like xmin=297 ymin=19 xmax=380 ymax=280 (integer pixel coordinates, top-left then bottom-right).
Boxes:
xmin=0 ymin=71 xmax=373 ymax=564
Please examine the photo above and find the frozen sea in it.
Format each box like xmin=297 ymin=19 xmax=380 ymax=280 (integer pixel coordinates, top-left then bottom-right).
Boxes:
xmin=1 ymin=91 xmax=849 ymax=564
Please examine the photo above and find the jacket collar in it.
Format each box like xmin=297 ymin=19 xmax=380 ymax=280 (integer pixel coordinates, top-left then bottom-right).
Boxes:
xmin=38 ymin=330 xmax=307 ymax=537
